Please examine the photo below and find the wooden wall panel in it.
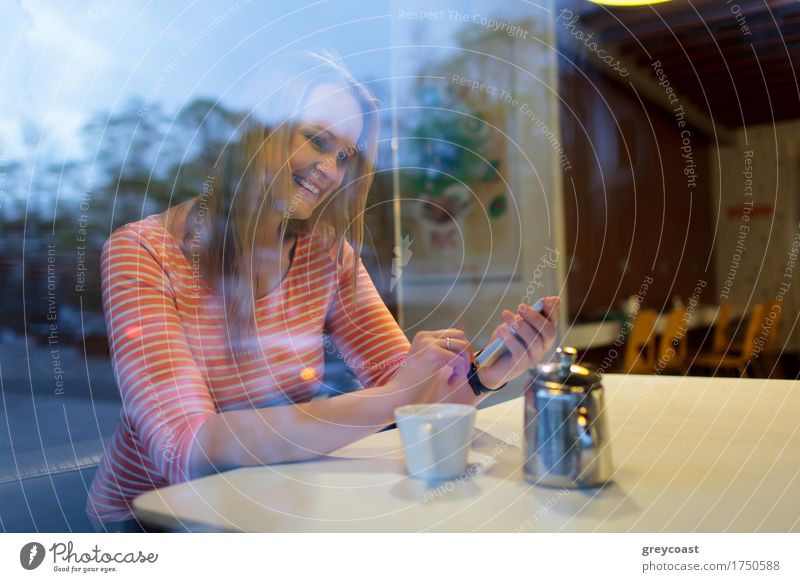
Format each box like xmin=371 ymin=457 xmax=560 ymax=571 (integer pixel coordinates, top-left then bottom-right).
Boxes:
xmin=559 ymin=65 xmax=717 ymax=321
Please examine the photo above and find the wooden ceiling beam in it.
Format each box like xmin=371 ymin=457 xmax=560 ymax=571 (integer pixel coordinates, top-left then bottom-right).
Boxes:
xmin=638 ymin=49 xmax=800 ymax=78
xmin=591 ymin=0 xmax=800 ymax=44
xmin=556 ymin=0 xmax=800 ymax=127
xmin=637 ymin=35 xmax=800 ymax=69
xmin=618 ymin=13 xmax=800 ymax=53
xmin=682 ymin=59 xmax=800 ymax=85
xmin=714 ymin=105 xmax=800 ymax=126
xmin=557 ymin=28 xmax=735 ymax=142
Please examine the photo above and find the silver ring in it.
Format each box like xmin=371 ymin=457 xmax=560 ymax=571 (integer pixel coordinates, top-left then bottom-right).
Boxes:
xmin=446 ymin=337 xmax=452 ymax=350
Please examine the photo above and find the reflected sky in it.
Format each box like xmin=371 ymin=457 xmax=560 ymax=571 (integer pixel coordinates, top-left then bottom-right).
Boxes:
xmin=0 ymin=1 xmax=551 ymax=164
xmin=1 ymin=0 xmax=397 ymax=162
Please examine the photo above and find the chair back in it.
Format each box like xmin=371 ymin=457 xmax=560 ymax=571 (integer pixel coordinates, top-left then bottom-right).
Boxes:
xmin=623 ymin=309 xmax=658 ymax=372
xmin=740 ymin=303 xmax=765 ymax=360
xmin=711 ymin=302 xmax=732 ymax=352
xmin=657 ymin=305 xmax=688 ymax=369
xmin=762 ymin=299 xmax=781 ymax=352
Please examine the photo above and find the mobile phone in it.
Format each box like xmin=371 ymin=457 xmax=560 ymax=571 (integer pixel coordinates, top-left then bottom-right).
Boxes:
xmin=475 ymin=299 xmax=544 ymax=368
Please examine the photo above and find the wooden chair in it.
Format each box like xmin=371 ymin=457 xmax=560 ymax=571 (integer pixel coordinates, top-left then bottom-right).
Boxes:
xmin=655 ymin=305 xmax=689 ymax=374
xmin=692 ymin=303 xmax=764 ymax=377
xmin=623 ymin=309 xmax=658 ymax=374
xmin=764 ymin=299 xmax=782 ymax=349
xmin=752 ymin=299 xmax=781 ymax=377
xmin=710 ymin=302 xmax=733 ymax=353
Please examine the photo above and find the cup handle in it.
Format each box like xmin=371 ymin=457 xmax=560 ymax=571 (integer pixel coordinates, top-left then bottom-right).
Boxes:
xmin=419 ymin=422 xmax=437 ymax=472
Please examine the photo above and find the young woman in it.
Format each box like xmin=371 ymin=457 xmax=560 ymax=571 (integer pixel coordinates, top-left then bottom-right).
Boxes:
xmin=86 ymin=52 xmax=559 ymax=531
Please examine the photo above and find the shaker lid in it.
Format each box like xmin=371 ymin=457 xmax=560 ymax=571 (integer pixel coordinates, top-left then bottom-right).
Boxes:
xmin=529 ymin=346 xmax=601 ymax=391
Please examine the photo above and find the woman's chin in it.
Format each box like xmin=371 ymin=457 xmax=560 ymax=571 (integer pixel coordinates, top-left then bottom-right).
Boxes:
xmin=282 ymin=192 xmax=325 ymax=220
xmin=285 ymin=205 xmax=313 ymax=221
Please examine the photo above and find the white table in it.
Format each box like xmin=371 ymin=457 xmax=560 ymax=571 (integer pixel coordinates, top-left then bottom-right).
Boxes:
xmin=133 ymin=374 xmax=800 ymax=532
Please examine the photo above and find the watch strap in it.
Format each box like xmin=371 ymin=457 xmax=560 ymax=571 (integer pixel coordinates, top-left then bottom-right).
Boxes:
xmin=468 ymin=350 xmax=508 ymax=396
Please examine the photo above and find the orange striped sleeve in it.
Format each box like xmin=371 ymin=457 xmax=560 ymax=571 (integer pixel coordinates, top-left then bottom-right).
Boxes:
xmin=100 ymin=226 xmax=216 ymax=485
xmin=325 ymin=240 xmax=410 ymax=388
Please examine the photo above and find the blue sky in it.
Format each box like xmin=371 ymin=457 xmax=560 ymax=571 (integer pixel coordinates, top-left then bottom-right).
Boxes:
xmin=1 ymin=1 xmax=400 ymax=160
xmin=0 ymin=0 xmax=546 ymax=153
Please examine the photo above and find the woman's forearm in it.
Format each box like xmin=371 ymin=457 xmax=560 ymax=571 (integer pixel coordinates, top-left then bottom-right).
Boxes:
xmin=188 ymin=380 xmax=417 ymax=478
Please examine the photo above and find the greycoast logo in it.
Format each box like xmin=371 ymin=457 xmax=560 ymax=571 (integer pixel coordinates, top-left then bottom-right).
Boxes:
xmin=19 ymin=541 xmax=158 ymax=573
xmin=20 ymin=542 xmax=46 ymax=570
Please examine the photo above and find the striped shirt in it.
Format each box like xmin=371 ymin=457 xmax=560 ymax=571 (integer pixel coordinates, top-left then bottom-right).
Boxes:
xmin=86 ymin=214 xmax=410 ymax=523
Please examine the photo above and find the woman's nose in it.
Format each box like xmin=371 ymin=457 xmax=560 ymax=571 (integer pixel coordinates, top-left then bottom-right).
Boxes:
xmin=314 ymin=153 xmax=340 ymax=181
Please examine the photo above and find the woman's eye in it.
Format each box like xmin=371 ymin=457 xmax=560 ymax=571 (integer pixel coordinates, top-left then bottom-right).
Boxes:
xmin=305 ymin=133 xmax=326 ymax=150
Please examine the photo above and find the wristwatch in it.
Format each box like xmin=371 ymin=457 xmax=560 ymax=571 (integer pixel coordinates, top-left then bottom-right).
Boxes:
xmin=467 ymin=350 xmax=508 ymax=396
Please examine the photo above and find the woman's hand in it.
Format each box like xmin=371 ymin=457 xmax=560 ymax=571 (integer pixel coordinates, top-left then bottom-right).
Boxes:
xmin=390 ymin=329 xmax=477 ymax=405
xmin=476 ymin=296 xmax=561 ymax=389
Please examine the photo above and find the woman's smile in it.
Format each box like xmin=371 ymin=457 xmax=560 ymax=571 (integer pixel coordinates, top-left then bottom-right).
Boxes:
xmin=292 ymin=173 xmax=323 ymax=203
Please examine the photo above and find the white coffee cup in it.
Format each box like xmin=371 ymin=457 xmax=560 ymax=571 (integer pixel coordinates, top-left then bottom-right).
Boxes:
xmin=394 ymin=403 xmax=476 ymax=480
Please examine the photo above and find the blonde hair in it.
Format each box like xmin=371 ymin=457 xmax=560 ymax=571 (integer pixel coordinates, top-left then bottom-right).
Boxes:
xmin=180 ymin=52 xmax=380 ymax=361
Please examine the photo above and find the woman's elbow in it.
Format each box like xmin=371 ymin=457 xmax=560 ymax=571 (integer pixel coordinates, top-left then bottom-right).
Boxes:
xmin=184 ymin=413 xmax=238 ymax=480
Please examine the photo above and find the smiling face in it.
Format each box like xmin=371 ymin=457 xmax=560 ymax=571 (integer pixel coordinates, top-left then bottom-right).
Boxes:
xmin=286 ymin=83 xmax=365 ymax=220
